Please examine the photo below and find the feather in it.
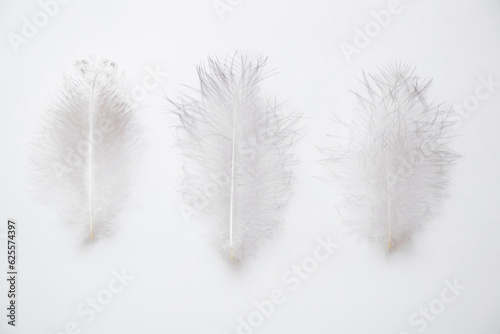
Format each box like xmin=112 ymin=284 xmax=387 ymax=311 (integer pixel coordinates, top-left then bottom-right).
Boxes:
xmin=323 ymin=63 xmax=458 ymax=250
xmin=32 ymin=56 xmax=140 ymax=242
xmin=171 ymin=53 xmax=299 ymax=261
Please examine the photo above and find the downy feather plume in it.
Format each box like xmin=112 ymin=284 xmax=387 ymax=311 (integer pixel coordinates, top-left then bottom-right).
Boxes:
xmin=32 ymin=56 xmax=140 ymax=242
xmin=323 ymin=63 xmax=458 ymax=250
xmin=171 ymin=53 xmax=299 ymax=261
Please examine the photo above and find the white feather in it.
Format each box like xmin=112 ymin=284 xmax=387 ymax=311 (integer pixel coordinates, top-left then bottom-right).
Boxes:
xmin=324 ymin=64 xmax=458 ymax=250
xmin=32 ymin=56 xmax=140 ymax=242
xmin=172 ymin=53 xmax=299 ymax=261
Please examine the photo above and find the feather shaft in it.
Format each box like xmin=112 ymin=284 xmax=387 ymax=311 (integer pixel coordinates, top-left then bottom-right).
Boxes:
xmin=88 ymin=78 xmax=95 ymax=239
xmin=172 ymin=53 xmax=299 ymax=260
xmin=228 ymin=104 xmax=237 ymax=258
xmin=324 ymin=63 xmax=459 ymax=250
xmin=32 ymin=56 xmax=140 ymax=242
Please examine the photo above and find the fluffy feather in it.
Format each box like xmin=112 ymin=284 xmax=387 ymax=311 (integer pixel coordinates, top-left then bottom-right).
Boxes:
xmin=32 ymin=56 xmax=140 ymax=242
xmin=324 ymin=63 xmax=458 ymax=250
xmin=171 ymin=53 xmax=299 ymax=261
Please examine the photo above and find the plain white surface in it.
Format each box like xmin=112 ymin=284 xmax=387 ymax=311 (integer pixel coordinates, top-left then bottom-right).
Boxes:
xmin=1 ymin=0 xmax=499 ymax=333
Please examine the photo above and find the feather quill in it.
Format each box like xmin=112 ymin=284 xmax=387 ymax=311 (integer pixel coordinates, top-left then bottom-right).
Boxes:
xmin=32 ymin=56 xmax=140 ymax=242
xmin=324 ymin=63 xmax=458 ymax=250
xmin=171 ymin=53 xmax=298 ymax=261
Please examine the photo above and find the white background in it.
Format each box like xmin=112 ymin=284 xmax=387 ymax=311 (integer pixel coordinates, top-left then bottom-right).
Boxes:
xmin=1 ymin=0 xmax=499 ymax=333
